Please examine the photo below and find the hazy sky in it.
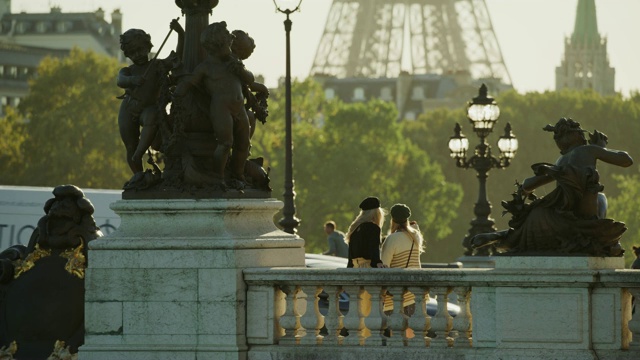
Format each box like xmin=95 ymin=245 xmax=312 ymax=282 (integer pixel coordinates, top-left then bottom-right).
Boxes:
xmin=10 ymin=0 xmax=640 ymax=95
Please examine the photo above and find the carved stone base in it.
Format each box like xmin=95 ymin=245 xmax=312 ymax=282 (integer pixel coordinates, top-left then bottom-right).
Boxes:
xmin=79 ymin=198 xmax=304 ymax=360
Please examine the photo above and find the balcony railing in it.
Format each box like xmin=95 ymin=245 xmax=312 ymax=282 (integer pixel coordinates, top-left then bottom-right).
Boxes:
xmin=244 ymin=265 xmax=640 ymax=359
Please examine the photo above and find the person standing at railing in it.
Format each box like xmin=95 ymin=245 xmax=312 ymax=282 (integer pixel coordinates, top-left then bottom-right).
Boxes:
xmin=322 ymin=221 xmax=349 ymax=258
xmin=346 ymin=196 xmax=386 ymax=268
xmin=381 ymin=203 xmax=425 ymax=318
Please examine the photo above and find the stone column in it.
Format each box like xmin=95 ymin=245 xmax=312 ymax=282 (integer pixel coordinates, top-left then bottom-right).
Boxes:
xmin=79 ymin=198 xmax=305 ymax=360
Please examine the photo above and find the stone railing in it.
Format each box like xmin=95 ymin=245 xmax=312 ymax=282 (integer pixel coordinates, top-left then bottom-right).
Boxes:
xmin=244 ymin=260 xmax=640 ymax=360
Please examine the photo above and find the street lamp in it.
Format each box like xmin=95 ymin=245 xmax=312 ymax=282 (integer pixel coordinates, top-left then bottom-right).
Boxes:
xmin=274 ymin=0 xmax=302 ymax=234
xmin=448 ymin=84 xmax=518 ymax=256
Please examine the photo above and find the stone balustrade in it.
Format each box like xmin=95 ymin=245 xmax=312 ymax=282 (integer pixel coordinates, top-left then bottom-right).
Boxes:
xmin=245 ymin=262 xmax=640 ymax=360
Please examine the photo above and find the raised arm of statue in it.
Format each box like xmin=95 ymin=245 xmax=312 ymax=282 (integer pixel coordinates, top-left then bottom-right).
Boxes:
xmin=170 ymin=19 xmax=185 ymax=59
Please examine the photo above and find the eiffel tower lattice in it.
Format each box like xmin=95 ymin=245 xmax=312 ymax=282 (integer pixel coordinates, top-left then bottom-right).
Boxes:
xmin=310 ymin=0 xmax=512 ymax=84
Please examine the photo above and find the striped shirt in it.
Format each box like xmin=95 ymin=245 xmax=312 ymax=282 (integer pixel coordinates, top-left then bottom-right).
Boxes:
xmin=381 ymin=231 xmax=421 ymax=311
xmin=381 ymin=231 xmax=421 ymax=269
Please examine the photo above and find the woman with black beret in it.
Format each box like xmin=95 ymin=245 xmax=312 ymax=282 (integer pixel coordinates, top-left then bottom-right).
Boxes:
xmin=346 ymin=196 xmax=386 ymax=268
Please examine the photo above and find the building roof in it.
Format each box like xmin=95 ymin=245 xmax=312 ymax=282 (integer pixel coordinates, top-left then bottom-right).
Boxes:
xmin=0 ymin=8 xmax=120 ymax=57
xmin=0 ymin=41 xmax=68 ymax=66
xmin=571 ymin=0 xmax=601 ymax=45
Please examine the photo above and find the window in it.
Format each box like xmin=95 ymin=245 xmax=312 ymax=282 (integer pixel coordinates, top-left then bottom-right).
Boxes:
xmin=56 ymin=21 xmax=72 ymax=33
xmin=353 ymin=87 xmax=365 ymax=101
xmin=324 ymin=88 xmax=335 ymax=100
xmin=15 ymin=22 xmax=29 ymax=33
xmin=574 ymin=62 xmax=583 ymax=78
xmin=9 ymin=66 xmax=17 ymax=79
xmin=380 ymin=87 xmax=393 ymax=101
xmin=36 ymin=22 xmax=48 ymax=33
xmin=411 ymin=86 xmax=424 ymax=100
xmin=405 ymin=111 xmax=416 ymax=121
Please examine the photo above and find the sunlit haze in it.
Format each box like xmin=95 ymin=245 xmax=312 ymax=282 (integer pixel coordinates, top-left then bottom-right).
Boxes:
xmin=10 ymin=0 xmax=640 ymax=95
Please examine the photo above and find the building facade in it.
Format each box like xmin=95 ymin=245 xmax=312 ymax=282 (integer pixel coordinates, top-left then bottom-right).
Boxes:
xmin=0 ymin=0 xmax=122 ymax=115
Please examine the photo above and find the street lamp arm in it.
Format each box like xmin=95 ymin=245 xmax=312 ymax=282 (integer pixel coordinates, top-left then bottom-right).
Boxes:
xmin=273 ymin=0 xmax=302 ymax=14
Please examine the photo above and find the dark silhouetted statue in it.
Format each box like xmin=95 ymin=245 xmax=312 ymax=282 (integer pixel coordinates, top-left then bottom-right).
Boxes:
xmin=472 ymin=118 xmax=633 ymax=256
xmin=0 ymin=185 xmax=103 ymax=358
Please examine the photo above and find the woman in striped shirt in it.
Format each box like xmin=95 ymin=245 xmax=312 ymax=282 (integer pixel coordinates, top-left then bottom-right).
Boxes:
xmin=381 ymin=203 xmax=425 ymax=316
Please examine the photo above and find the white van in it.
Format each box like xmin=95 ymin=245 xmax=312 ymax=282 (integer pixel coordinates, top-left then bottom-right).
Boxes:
xmin=0 ymin=185 xmax=121 ymax=250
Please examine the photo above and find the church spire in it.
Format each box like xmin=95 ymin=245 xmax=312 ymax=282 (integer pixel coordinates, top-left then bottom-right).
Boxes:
xmin=556 ymin=0 xmax=615 ymax=95
xmin=571 ymin=0 xmax=600 ymax=45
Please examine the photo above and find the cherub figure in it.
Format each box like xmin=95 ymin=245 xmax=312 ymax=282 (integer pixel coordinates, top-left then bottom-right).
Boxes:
xmin=174 ymin=21 xmax=250 ymax=189
xmin=117 ymin=20 xmax=184 ymax=175
xmin=229 ymin=29 xmax=269 ymax=138
xmin=473 ymin=118 xmax=633 ymax=256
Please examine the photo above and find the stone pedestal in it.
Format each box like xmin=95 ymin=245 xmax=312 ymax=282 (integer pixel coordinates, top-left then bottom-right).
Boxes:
xmin=79 ymin=199 xmax=304 ymax=360
xmin=472 ymin=257 xmax=631 ymax=355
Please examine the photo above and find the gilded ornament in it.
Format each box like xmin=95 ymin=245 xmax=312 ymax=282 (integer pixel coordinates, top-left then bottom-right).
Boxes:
xmin=13 ymin=244 xmax=51 ymax=279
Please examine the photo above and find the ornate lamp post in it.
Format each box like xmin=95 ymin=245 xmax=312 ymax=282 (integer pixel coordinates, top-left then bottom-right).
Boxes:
xmin=274 ymin=0 xmax=302 ymax=234
xmin=448 ymin=84 xmax=518 ymax=256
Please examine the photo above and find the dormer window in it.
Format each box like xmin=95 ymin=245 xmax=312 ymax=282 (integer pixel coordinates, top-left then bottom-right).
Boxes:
xmin=15 ymin=22 xmax=29 ymax=34
xmin=36 ymin=21 xmax=49 ymax=33
xmin=380 ymin=87 xmax=393 ymax=101
xmin=56 ymin=21 xmax=72 ymax=33
xmin=353 ymin=87 xmax=365 ymax=101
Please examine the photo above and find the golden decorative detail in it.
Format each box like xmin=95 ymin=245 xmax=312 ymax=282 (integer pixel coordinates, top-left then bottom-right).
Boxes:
xmin=0 ymin=340 xmax=17 ymax=359
xmin=60 ymin=242 xmax=86 ymax=280
xmin=47 ymin=340 xmax=77 ymax=360
xmin=13 ymin=244 xmax=51 ymax=279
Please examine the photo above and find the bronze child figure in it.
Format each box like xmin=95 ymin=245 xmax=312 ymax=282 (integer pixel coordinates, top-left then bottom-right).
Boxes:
xmin=174 ymin=21 xmax=251 ymax=190
xmin=117 ymin=20 xmax=184 ymax=175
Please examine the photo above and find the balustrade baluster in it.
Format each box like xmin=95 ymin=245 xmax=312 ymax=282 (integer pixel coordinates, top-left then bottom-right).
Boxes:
xmin=274 ymin=287 xmax=287 ymax=340
xmin=278 ymin=285 xmax=302 ymax=345
xmin=322 ymin=285 xmax=344 ymax=345
xmin=299 ymin=285 xmax=323 ymax=345
xmin=386 ymin=286 xmax=408 ymax=346
xmin=407 ymin=286 xmax=430 ymax=347
xmin=341 ymin=285 xmax=367 ymax=345
xmin=429 ymin=286 xmax=453 ymax=348
xmin=452 ymin=286 xmax=472 ymax=347
xmin=627 ymin=288 xmax=640 ymax=349
xmin=363 ymin=285 xmax=386 ymax=346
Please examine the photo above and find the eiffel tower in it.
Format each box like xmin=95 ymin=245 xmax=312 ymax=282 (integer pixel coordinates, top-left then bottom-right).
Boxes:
xmin=310 ymin=0 xmax=511 ymax=84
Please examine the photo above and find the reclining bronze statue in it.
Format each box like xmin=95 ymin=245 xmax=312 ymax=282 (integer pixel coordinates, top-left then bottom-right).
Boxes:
xmin=472 ymin=118 xmax=633 ymax=256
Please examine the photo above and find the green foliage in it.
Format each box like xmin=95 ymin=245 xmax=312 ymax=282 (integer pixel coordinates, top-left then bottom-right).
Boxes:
xmin=254 ymin=79 xmax=462 ymax=255
xmin=0 ymin=107 xmax=27 ymax=184
xmin=608 ymin=171 xmax=640 ymax=267
xmin=14 ymin=48 xmax=129 ymax=188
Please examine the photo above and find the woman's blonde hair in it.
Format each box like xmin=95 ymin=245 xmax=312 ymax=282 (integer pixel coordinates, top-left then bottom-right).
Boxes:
xmin=388 ymin=219 xmax=425 ymax=253
xmin=346 ymin=207 xmax=385 ymax=243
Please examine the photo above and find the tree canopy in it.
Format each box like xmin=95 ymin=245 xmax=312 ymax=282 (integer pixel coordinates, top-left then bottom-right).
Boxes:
xmin=3 ymin=48 xmax=128 ymax=188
